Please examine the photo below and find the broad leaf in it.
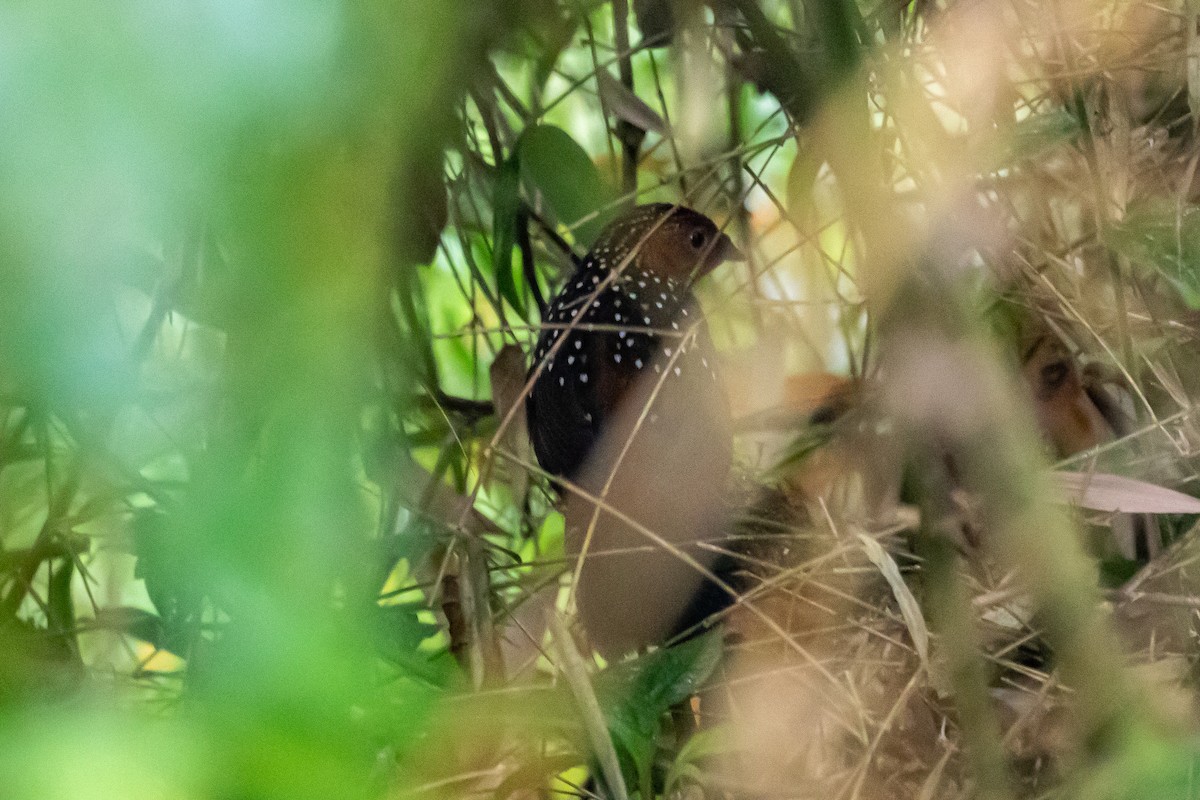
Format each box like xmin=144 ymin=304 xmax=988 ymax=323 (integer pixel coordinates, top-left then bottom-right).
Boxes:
xmin=518 ymin=124 xmax=616 ymax=245
xmin=594 ymin=631 xmax=724 ymax=791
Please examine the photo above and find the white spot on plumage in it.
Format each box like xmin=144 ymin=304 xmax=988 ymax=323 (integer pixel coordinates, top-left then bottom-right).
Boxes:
xmin=575 ymin=339 xmax=583 ymax=349
xmin=579 ymin=373 xmax=588 ymax=383
xmin=567 ymin=355 xmax=574 ymax=365
xmin=674 ymin=366 xmax=681 ymax=376
xmin=614 ymin=354 xmax=621 ymax=363
xmin=634 ymin=358 xmax=643 ymax=369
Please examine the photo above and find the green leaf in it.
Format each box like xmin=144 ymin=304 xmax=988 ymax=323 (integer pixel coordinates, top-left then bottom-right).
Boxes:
xmin=492 ymin=155 xmax=527 ymax=318
xmin=532 ymin=7 xmax=582 ymax=86
xmin=1105 ymin=202 xmax=1200 ymax=309
xmin=518 ymin=124 xmax=616 ymax=245
xmin=633 ymin=0 xmax=676 ymax=47
xmin=808 ymin=0 xmax=863 ymax=76
xmin=663 ymin=724 xmax=732 ymax=796
xmin=46 ymin=559 xmax=74 ymax=635
xmin=372 ymin=605 xmax=454 ymax=687
xmin=132 ymin=508 xmax=201 ymax=657
xmin=390 ymin=157 xmax=448 ymax=269
xmin=1005 ymin=108 xmax=1081 ymax=162
xmin=593 ymin=631 xmax=724 ymax=791
xmin=1069 ymin=724 xmax=1200 ymax=800
xmin=1099 ymin=556 xmax=1140 ymax=588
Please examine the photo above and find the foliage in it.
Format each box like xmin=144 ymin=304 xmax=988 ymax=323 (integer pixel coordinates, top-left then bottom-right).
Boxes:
xmin=3 ymin=1 xmax=1200 ymax=799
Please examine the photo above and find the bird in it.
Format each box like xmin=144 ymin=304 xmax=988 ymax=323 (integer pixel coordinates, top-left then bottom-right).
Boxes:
xmin=525 ymin=203 xmax=744 ymax=656
xmin=526 ymin=203 xmax=743 ymax=483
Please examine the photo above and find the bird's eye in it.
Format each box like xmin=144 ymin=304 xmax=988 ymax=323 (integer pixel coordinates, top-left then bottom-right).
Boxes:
xmin=1040 ymin=360 xmax=1070 ymax=394
xmin=688 ymin=229 xmax=707 ymax=249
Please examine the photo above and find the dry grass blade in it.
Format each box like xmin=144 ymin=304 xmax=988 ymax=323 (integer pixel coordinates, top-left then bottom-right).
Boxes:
xmin=548 ymin=612 xmax=629 ymax=800
xmin=857 ymin=530 xmax=930 ymax=671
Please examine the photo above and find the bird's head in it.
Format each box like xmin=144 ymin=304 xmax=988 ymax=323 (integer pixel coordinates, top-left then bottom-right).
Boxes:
xmin=589 ymin=203 xmax=745 ymax=281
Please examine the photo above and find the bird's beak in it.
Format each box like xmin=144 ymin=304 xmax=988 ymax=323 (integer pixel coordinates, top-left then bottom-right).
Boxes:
xmin=698 ymin=232 xmax=744 ymax=275
xmin=718 ymin=233 xmax=746 ymax=263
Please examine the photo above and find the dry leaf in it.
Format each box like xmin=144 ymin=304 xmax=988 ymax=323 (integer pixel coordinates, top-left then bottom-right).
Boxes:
xmin=1051 ymin=471 xmax=1200 ymax=514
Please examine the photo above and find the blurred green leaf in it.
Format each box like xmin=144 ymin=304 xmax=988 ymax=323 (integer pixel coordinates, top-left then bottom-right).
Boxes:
xmin=1107 ymin=202 xmax=1200 ymax=309
xmin=805 ymin=0 xmax=864 ymax=76
xmin=1099 ymin=555 xmax=1141 ymax=588
xmin=169 ymin=226 xmax=235 ymax=331
xmin=91 ymin=607 xmax=167 ymax=651
xmin=132 ymin=507 xmax=201 ymax=657
xmin=390 ymin=159 xmax=449 ymax=269
xmin=372 ymin=604 xmax=455 ymax=686
xmin=633 ymin=0 xmax=677 ymax=47
xmin=663 ymin=725 xmax=732 ymax=796
xmin=531 ymin=3 xmax=583 ymax=86
xmin=1006 ymin=108 xmax=1082 ymax=160
xmin=1069 ymin=724 xmax=1200 ymax=800
xmin=45 ymin=557 xmax=75 ymax=638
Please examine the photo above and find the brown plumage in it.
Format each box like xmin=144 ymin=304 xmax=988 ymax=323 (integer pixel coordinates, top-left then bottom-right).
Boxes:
xmin=526 ymin=203 xmax=744 ymax=656
xmin=526 ymin=203 xmax=742 ymax=483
